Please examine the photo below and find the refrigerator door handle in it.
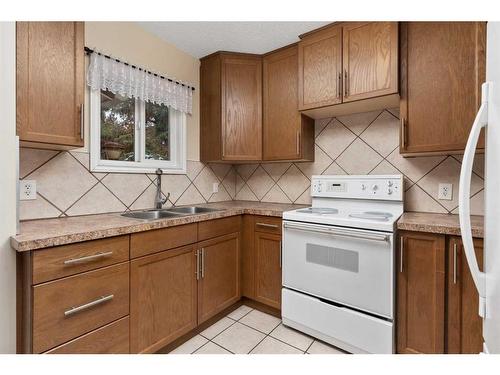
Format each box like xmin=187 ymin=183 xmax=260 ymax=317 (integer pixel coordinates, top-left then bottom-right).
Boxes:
xmin=459 ymin=82 xmax=490 ymax=317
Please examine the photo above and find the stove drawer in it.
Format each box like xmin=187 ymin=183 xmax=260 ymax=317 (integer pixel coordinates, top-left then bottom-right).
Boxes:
xmin=282 ymin=288 xmax=394 ymax=354
xmin=282 ymin=221 xmax=394 ymax=318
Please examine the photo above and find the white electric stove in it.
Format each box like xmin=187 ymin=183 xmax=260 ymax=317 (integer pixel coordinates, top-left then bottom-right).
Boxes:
xmin=281 ymin=175 xmax=404 ymax=354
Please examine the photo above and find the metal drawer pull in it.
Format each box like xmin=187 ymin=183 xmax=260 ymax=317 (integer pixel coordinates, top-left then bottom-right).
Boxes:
xmin=201 ymin=248 xmax=205 ymax=279
xmin=453 ymin=243 xmax=458 ymax=284
xmin=64 ymin=294 xmax=114 ymax=317
xmin=400 ymin=236 xmax=404 ymax=273
xmin=337 ymin=72 xmax=342 ymax=98
xmin=284 ymin=222 xmax=388 ymax=242
xmin=63 ymin=251 xmax=113 ymax=265
xmin=256 ymin=223 xmax=279 ymax=229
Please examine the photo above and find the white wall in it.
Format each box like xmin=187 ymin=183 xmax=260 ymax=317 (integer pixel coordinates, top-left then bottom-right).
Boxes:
xmin=0 ymin=22 xmax=18 ymax=353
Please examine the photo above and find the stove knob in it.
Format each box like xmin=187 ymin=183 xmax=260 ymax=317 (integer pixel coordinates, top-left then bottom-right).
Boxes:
xmin=317 ymin=183 xmax=323 ymax=193
xmin=372 ymin=184 xmax=379 ymax=191
xmin=387 ymin=188 xmax=393 ymax=195
xmin=387 ymin=181 xmax=393 ymax=187
xmin=361 ymin=184 xmax=367 ymax=190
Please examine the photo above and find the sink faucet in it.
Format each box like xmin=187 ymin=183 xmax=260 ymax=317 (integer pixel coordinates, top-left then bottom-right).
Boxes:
xmin=154 ymin=168 xmax=170 ymax=209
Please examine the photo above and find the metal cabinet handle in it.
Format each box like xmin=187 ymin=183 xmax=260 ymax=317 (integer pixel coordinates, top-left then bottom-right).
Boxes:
xmin=400 ymin=236 xmax=404 ymax=273
xmin=64 ymin=294 xmax=114 ymax=317
xmin=63 ymin=251 xmax=113 ymax=265
xmin=337 ymin=72 xmax=342 ymax=99
xmin=195 ymin=249 xmax=200 ymax=280
xmin=79 ymin=103 xmax=84 ymax=140
xmin=344 ymin=70 xmax=348 ymax=97
xmin=453 ymin=243 xmax=458 ymax=284
xmin=256 ymin=223 xmax=279 ymax=229
xmin=201 ymin=248 xmax=205 ymax=279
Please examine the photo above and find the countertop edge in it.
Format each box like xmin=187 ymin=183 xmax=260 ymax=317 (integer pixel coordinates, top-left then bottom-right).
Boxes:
xmin=11 ymin=206 xmax=290 ymax=252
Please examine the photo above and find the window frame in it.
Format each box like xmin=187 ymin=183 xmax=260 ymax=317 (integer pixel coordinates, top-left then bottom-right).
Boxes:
xmin=90 ymin=89 xmax=187 ymax=174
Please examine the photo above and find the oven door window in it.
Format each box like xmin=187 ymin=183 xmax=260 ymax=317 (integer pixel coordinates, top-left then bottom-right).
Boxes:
xmin=306 ymin=244 xmax=359 ymax=273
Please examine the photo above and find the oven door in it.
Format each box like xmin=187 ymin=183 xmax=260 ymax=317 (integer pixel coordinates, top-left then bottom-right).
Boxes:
xmin=282 ymin=221 xmax=394 ymax=319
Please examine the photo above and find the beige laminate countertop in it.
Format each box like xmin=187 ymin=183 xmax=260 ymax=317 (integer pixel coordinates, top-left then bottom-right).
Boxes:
xmin=397 ymin=212 xmax=484 ymax=238
xmin=11 ymin=201 xmax=306 ymax=252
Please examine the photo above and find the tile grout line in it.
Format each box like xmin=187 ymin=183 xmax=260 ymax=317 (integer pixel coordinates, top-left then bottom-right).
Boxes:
xmin=21 ymin=150 xmax=62 ymax=180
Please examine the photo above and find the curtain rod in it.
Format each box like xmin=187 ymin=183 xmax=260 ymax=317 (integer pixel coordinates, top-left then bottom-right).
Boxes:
xmin=84 ymin=47 xmax=195 ymax=91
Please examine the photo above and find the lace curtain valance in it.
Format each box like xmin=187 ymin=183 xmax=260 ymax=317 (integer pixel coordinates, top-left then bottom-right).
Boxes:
xmin=86 ymin=50 xmax=193 ymax=115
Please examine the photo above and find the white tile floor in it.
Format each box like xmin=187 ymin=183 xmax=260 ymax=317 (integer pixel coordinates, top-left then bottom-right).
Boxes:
xmin=169 ymin=304 xmax=347 ymax=354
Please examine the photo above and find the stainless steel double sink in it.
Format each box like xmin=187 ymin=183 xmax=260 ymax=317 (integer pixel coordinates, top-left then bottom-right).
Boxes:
xmin=121 ymin=206 xmax=222 ymax=220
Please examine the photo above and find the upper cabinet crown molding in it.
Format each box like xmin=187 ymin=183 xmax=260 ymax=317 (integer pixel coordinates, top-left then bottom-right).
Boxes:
xmin=16 ymin=22 xmax=85 ymax=150
xmin=298 ymin=22 xmax=399 ymax=119
xmin=399 ymin=22 xmax=486 ymax=156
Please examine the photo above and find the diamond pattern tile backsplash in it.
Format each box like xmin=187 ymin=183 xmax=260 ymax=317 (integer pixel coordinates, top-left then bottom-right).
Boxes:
xmin=19 ymin=108 xmax=484 ymax=220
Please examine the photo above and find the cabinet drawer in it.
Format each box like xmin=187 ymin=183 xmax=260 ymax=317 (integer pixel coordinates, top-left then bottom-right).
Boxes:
xmin=198 ymin=216 xmax=241 ymax=241
xmin=32 ymin=236 xmax=130 ymax=284
xmin=130 ymin=223 xmax=197 ymax=258
xmin=46 ymin=317 xmax=129 ymax=354
xmin=32 ymin=262 xmax=129 ymax=353
xmin=254 ymin=216 xmax=282 ymax=235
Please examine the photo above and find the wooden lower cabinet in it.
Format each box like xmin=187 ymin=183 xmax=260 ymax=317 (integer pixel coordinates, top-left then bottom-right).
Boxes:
xmin=198 ymin=233 xmax=240 ymax=324
xmin=397 ymin=231 xmax=446 ymax=354
xmin=130 ymin=245 xmax=198 ymax=353
xmin=447 ymin=237 xmax=484 ymax=354
xmin=397 ymin=231 xmax=484 ymax=354
xmin=46 ymin=317 xmax=130 ymax=354
xmin=254 ymin=232 xmax=282 ymax=309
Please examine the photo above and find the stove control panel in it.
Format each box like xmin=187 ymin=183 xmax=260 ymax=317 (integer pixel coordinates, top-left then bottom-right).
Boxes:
xmin=311 ymin=175 xmax=403 ymax=201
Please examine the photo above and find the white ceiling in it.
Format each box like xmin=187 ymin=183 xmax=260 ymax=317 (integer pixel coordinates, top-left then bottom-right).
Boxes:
xmin=137 ymin=22 xmax=330 ymax=58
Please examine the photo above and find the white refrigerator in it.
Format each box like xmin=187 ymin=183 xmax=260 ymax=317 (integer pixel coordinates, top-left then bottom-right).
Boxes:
xmin=459 ymin=21 xmax=500 ymax=354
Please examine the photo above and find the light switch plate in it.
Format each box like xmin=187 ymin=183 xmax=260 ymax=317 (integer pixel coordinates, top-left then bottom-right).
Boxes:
xmin=438 ymin=183 xmax=453 ymax=200
xmin=20 ymin=180 xmax=37 ymax=200
xmin=212 ymin=182 xmax=219 ymax=194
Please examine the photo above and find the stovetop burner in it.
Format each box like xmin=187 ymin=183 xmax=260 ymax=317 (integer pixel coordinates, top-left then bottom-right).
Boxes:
xmin=296 ymin=207 xmax=339 ymax=215
xmin=348 ymin=211 xmax=393 ymax=221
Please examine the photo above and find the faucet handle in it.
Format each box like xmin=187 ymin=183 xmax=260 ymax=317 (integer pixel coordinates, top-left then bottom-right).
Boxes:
xmin=163 ymin=192 xmax=171 ymax=205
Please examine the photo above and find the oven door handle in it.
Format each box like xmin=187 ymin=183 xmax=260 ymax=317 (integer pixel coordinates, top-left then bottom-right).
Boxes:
xmin=283 ymin=222 xmax=389 ymax=242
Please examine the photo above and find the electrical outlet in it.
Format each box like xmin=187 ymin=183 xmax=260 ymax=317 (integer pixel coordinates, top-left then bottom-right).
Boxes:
xmin=20 ymin=180 xmax=37 ymax=200
xmin=212 ymin=182 xmax=219 ymax=194
xmin=438 ymin=183 xmax=453 ymax=200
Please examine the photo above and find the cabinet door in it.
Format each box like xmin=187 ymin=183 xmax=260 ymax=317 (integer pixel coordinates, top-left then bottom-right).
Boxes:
xmin=342 ymin=22 xmax=398 ymax=103
xmin=130 ymin=245 xmax=197 ymax=353
xmin=400 ymin=22 xmax=486 ymax=155
xmin=198 ymin=233 xmax=240 ymax=324
xmin=447 ymin=237 xmax=484 ymax=353
xmin=397 ymin=231 xmax=446 ymax=353
xmin=254 ymin=232 xmax=282 ymax=309
xmin=17 ymin=22 xmax=84 ymax=148
xmin=221 ymin=55 xmax=262 ymax=161
xmin=263 ymin=45 xmax=314 ymax=161
xmin=298 ymin=25 xmax=343 ymax=110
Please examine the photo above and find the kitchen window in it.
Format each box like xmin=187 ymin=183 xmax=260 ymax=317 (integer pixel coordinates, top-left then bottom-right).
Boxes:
xmin=90 ymin=89 xmax=187 ymax=173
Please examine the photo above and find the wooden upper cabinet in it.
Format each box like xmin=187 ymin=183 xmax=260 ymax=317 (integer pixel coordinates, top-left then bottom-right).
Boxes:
xmin=17 ymin=22 xmax=85 ymax=149
xmin=447 ymin=237 xmax=484 ymax=354
xmin=400 ymin=22 xmax=486 ymax=155
xmin=342 ymin=22 xmax=398 ymax=102
xmin=298 ymin=25 xmax=343 ymax=110
xmin=200 ymin=52 xmax=262 ymax=162
xmin=197 ymin=233 xmax=240 ymax=324
xmin=397 ymin=231 xmax=446 ymax=354
xmin=263 ymin=45 xmax=314 ymax=161
xmin=130 ymin=245 xmax=198 ymax=354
